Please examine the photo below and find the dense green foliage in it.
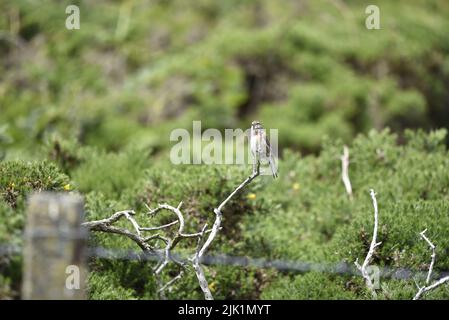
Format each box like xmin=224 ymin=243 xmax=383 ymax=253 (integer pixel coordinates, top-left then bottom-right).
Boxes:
xmin=0 ymin=161 xmax=70 ymax=298
xmin=1 ymin=0 xmax=449 ymax=155
xmin=1 ymin=0 xmax=449 ymax=300
xmin=1 ymin=130 xmax=449 ymax=299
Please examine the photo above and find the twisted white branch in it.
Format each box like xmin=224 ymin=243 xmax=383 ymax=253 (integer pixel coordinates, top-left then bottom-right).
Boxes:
xmin=83 ymin=166 xmax=260 ymax=300
xmin=83 ymin=205 xmax=207 ymax=297
xmin=82 ymin=210 xmax=151 ymax=251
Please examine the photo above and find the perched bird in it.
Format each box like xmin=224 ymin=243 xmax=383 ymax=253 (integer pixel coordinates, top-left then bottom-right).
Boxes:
xmin=250 ymin=120 xmax=278 ymax=178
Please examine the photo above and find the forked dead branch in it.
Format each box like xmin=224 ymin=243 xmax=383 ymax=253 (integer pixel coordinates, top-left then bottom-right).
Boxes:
xmin=413 ymin=229 xmax=449 ymax=300
xmin=82 ymin=165 xmax=261 ymax=300
xmin=353 ymin=192 xmax=449 ymax=300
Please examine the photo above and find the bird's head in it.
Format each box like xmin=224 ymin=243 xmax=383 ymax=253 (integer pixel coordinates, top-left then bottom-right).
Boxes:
xmin=251 ymin=120 xmax=262 ymax=129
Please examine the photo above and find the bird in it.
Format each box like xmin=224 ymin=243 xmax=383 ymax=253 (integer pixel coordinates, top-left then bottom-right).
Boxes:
xmin=250 ymin=120 xmax=278 ymax=178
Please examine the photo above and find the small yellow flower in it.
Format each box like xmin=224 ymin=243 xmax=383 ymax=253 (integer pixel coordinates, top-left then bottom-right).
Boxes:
xmin=63 ymin=184 xmax=72 ymax=191
xmin=292 ymin=183 xmax=300 ymax=191
xmin=247 ymin=193 xmax=256 ymax=200
xmin=11 ymin=182 xmax=15 ymax=188
xmin=209 ymin=281 xmax=216 ymax=292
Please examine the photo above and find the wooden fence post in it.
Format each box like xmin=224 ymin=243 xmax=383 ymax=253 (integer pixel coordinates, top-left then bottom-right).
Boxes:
xmin=22 ymin=192 xmax=87 ymax=300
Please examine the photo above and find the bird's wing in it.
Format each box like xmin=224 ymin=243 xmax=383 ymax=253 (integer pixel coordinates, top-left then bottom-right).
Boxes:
xmin=261 ymin=130 xmax=278 ymax=177
xmin=262 ymin=130 xmax=273 ymax=157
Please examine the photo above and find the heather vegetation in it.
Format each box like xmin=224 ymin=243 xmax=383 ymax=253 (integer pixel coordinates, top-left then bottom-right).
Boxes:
xmin=1 ymin=0 xmax=449 ymax=299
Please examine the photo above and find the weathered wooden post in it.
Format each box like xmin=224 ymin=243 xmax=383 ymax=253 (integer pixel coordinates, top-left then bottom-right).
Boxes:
xmin=22 ymin=193 xmax=87 ymax=299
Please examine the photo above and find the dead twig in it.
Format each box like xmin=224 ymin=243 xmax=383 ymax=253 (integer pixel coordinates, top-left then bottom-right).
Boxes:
xmin=413 ymin=229 xmax=449 ymax=300
xmin=83 ymin=166 xmax=260 ymax=300
xmin=355 ymin=189 xmax=382 ymax=295
xmin=340 ymin=145 xmax=353 ymax=198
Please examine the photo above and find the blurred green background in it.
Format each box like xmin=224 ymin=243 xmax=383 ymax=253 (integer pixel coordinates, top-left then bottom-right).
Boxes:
xmin=1 ymin=0 xmax=449 ymax=300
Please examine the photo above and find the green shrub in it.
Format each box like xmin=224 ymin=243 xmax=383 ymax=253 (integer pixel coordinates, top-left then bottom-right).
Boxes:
xmin=261 ymin=273 xmax=358 ymax=300
xmin=1 ymin=129 xmax=449 ymax=299
xmin=255 ymin=129 xmax=449 ymax=299
xmin=83 ymin=160 xmax=265 ymax=299
xmin=0 ymin=160 xmax=71 ymax=298
xmin=1 ymin=0 xmax=449 ymax=299
xmin=1 ymin=1 xmax=449 ymax=153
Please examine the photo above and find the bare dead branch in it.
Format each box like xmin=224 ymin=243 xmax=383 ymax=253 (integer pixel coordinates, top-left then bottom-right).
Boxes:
xmin=190 ymin=224 xmax=213 ymax=300
xmin=82 ymin=207 xmax=193 ymax=293
xmin=123 ymin=211 xmax=141 ymax=236
xmin=82 ymin=211 xmax=151 ymax=252
xmin=420 ymin=229 xmax=436 ymax=285
xmin=143 ymin=234 xmax=168 ymax=244
xmin=413 ymin=229 xmax=449 ymax=300
xmin=340 ymin=145 xmax=353 ymax=198
xmin=83 ymin=164 xmax=260 ymax=300
xmin=140 ymin=220 xmax=179 ymax=231
xmin=199 ymin=168 xmax=260 ymax=259
xmin=82 ymin=210 xmax=136 ymax=229
xmin=414 ymin=276 xmax=449 ymax=300
xmin=158 ymin=270 xmax=185 ymax=293
xmin=189 ymin=168 xmax=260 ymax=300
xmin=355 ymin=189 xmax=382 ymax=294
